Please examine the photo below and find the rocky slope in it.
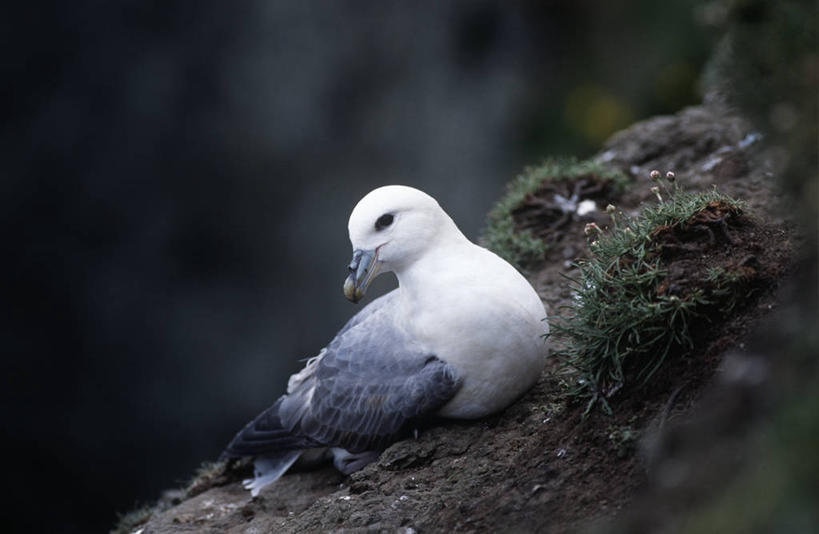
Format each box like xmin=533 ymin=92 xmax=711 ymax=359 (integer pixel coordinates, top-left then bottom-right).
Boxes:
xmin=117 ymin=102 xmax=800 ymax=534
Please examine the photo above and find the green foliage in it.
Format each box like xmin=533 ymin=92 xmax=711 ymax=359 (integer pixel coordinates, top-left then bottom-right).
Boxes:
xmin=552 ymin=185 xmax=745 ymax=414
xmin=483 ymin=157 xmax=628 ymax=270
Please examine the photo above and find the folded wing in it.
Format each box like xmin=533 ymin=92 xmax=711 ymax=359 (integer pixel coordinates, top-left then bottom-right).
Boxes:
xmin=223 ymin=291 xmax=461 ymax=458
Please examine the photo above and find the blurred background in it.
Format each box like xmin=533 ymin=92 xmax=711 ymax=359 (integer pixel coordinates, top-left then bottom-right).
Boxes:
xmin=1 ymin=1 xmax=722 ymax=532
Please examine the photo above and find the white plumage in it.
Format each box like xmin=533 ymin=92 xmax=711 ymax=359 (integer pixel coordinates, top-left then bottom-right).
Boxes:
xmin=224 ymin=185 xmax=548 ymax=495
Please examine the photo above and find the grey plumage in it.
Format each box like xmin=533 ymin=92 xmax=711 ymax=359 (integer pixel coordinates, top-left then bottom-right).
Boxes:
xmin=223 ymin=291 xmax=461 ymax=460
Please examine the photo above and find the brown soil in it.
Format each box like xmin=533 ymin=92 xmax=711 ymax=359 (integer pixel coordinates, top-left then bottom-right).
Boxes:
xmin=121 ymin=104 xmax=798 ymax=534
xmin=651 ymin=201 xmax=785 ymax=307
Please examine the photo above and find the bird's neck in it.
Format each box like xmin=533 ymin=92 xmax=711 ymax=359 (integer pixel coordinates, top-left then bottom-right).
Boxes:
xmin=394 ymin=232 xmax=477 ymax=304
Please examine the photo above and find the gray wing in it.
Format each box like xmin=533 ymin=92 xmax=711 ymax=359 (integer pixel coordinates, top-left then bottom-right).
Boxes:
xmin=223 ymin=291 xmax=461 ymax=457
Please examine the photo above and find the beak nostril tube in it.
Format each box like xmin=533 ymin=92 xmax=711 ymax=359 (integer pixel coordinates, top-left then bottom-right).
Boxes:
xmin=348 ymin=250 xmax=363 ymax=273
xmin=343 ymin=248 xmax=381 ymax=303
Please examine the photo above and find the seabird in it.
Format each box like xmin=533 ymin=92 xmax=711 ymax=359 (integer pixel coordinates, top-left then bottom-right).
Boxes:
xmin=223 ymin=185 xmax=548 ymax=495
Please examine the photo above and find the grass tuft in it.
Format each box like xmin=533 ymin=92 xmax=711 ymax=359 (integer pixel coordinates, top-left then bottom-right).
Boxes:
xmin=483 ymin=157 xmax=628 ymax=270
xmin=552 ymin=181 xmax=747 ymax=415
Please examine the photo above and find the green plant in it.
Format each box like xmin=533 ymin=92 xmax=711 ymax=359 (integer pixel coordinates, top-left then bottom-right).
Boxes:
xmin=552 ymin=172 xmax=747 ymax=415
xmin=482 ymin=157 xmax=628 ymax=270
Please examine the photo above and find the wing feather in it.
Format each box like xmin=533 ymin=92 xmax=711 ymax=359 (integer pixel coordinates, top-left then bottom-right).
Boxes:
xmin=223 ymin=290 xmax=461 ymax=459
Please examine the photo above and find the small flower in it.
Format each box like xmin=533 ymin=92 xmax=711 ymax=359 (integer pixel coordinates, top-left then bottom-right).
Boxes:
xmin=584 ymin=222 xmax=602 ymax=236
xmin=649 ymin=169 xmax=661 ymax=181
xmin=665 ymin=171 xmax=676 ymax=182
xmin=651 ymin=186 xmax=663 ymax=202
xmin=606 ymin=204 xmax=616 ymax=214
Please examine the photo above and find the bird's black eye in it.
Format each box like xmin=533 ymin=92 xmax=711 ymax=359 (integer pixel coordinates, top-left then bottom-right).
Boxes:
xmin=375 ymin=213 xmax=394 ymax=231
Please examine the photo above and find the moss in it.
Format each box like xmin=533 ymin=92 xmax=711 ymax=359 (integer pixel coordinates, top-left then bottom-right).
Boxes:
xmin=552 ymin=181 xmax=749 ymax=414
xmin=482 ymin=157 xmax=628 ymax=270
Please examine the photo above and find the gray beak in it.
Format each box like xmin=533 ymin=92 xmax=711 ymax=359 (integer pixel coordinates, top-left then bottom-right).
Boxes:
xmin=343 ymin=248 xmax=381 ymax=303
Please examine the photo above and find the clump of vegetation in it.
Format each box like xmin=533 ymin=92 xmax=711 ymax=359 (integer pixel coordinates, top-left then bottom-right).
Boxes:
xmin=111 ymin=505 xmax=154 ymax=534
xmin=185 ymin=459 xmax=242 ymax=497
xmin=553 ymin=170 xmax=765 ymax=414
xmin=483 ymin=157 xmax=628 ymax=270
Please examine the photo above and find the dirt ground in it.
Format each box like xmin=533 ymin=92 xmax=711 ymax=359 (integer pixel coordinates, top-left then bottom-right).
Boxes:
xmin=121 ymin=103 xmax=797 ymax=534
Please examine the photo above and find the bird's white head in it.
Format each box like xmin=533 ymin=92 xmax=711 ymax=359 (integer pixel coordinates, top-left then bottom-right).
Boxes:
xmin=344 ymin=185 xmax=463 ymax=302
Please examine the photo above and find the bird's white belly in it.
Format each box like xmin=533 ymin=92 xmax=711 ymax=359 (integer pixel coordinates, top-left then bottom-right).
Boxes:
xmin=406 ymin=296 xmax=548 ymax=419
xmin=435 ymin=338 xmax=545 ymax=418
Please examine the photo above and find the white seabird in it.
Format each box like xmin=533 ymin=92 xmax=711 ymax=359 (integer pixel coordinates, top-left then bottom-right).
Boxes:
xmin=223 ymin=185 xmax=548 ymax=495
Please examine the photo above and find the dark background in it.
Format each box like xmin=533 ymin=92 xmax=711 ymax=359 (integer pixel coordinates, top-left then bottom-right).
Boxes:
xmin=1 ymin=2 xmax=712 ymax=532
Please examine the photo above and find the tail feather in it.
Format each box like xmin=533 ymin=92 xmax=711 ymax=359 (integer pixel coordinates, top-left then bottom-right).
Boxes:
xmin=242 ymin=451 xmax=303 ymax=496
xmin=222 ymin=397 xmax=317 ymax=459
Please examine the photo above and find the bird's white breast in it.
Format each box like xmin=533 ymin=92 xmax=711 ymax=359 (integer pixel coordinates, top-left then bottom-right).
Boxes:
xmin=397 ymin=245 xmax=548 ymax=418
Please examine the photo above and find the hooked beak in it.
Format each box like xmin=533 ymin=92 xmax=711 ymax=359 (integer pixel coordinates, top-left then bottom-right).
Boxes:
xmin=343 ymin=247 xmax=383 ymax=303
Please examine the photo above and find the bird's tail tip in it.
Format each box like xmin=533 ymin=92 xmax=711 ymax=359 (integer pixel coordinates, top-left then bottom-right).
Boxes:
xmin=242 ymin=450 xmax=303 ymax=497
